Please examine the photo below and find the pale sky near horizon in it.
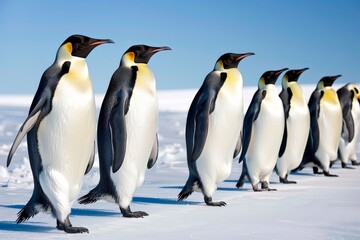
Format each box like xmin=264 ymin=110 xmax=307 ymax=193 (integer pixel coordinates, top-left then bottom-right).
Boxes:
xmin=0 ymin=0 xmax=359 ymax=94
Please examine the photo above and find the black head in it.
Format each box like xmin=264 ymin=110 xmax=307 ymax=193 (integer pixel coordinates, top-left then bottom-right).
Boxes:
xmin=215 ymin=52 xmax=254 ymax=70
xmin=61 ymin=34 xmax=114 ymax=58
xmin=283 ymin=68 xmax=309 ymax=83
xmin=259 ymin=68 xmax=289 ymax=87
xmin=318 ymin=75 xmax=342 ymax=88
xmin=123 ymin=45 xmax=171 ymax=64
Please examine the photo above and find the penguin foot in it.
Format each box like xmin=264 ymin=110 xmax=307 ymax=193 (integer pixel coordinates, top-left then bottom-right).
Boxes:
xmin=204 ymin=197 xmax=226 ymax=207
xmin=261 ymin=182 xmax=277 ymax=191
xmin=56 ymin=218 xmax=89 ymax=234
xmin=351 ymin=160 xmax=360 ymax=166
xmin=120 ymin=206 xmax=149 ymax=218
xmin=341 ymin=162 xmax=355 ymax=169
xmin=324 ymin=171 xmax=338 ymax=177
xmin=279 ymin=177 xmax=297 ymax=184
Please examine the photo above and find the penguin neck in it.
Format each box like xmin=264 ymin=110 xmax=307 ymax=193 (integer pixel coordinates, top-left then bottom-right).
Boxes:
xmin=288 ymin=82 xmax=305 ymax=103
xmin=222 ymin=68 xmax=242 ymax=92
xmin=134 ymin=63 xmax=157 ymax=96
xmin=55 ymin=45 xmax=91 ymax=92
xmin=322 ymin=87 xmax=339 ymax=105
xmin=262 ymin=84 xmax=277 ymax=95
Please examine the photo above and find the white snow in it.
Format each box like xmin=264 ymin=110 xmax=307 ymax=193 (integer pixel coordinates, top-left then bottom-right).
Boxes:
xmin=0 ymin=85 xmax=359 ymax=239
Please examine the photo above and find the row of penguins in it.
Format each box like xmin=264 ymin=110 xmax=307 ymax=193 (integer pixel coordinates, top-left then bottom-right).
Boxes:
xmin=6 ymin=34 xmax=360 ymax=233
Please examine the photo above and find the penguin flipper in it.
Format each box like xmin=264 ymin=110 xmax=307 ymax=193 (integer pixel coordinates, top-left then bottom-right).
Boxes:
xmin=342 ymin=102 xmax=355 ymax=142
xmin=239 ymin=90 xmax=266 ymax=163
xmin=147 ymin=134 xmax=159 ymax=169
xmin=7 ymin=97 xmax=46 ymax=167
xmin=308 ymin=90 xmax=323 ymax=153
xmin=109 ymin=91 xmax=129 ymax=173
xmin=84 ymin=142 xmax=96 ymax=174
xmin=189 ymin=89 xmax=217 ymax=162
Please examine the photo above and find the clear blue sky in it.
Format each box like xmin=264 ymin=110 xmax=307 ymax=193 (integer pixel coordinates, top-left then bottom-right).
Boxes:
xmin=0 ymin=0 xmax=359 ymax=94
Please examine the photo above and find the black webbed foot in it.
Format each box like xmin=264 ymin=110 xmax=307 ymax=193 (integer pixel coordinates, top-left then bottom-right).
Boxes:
xmin=279 ymin=177 xmax=297 ymax=184
xmin=324 ymin=171 xmax=338 ymax=177
xmin=261 ymin=182 xmax=277 ymax=191
xmin=120 ymin=206 xmax=149 ymax=218
xmin=204 ymin=197 xmax=226 ymax=207
xmin=56 ymin=217 xmax=89 ymax=234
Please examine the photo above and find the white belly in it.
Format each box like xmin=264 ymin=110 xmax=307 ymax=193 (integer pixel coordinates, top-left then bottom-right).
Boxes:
xmin=110 ymin=89 xmax=158 ymax=207
xmin=277 ymin=103 xmax=310 ymax=176
xmin=316 ymin=101 xmax=342 ymax=166
xmin=197 ymin=88 xmax=243 ymax=186
xmin=246 ymin=93 xmax=284 ymax=183
xmin=38 ymin=78 xmax=96 ymax=203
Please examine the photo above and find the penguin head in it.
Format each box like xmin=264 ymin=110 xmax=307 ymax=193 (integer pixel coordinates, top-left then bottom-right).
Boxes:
xmin=317 ymin=75 xmax=342 ymax=89
xmin=58 ymin=34 xmax=114 ymax=59
xmin=259 ymin=68 xmax=288 ymax=89
xmin=214 ymin=52 xmax=254 ymax=71
xmin=282 ymin=68 xmax=309 ymax=88
xmin=121 ymin=45 xmax=171 ymax=66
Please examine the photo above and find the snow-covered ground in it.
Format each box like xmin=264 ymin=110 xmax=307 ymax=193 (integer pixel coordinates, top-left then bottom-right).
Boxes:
xmin=0 ymin=85 xmax=359 ymax=240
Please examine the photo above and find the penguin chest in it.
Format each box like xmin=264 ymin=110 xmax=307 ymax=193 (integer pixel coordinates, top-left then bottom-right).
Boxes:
xmin=282 ymin=101 xmax=310 ymax=165
xmin=38 ymin=74 xmax=96 ymax=200
xmin=317 ymin=99 xmax=342 ymax=159
xmin=247 ymin=93 xmax=284 ymax=176
xmin=111 ymin=83 xmax=158 ymax=189
xmin=197 ymin=85 xmax=243 ymax=183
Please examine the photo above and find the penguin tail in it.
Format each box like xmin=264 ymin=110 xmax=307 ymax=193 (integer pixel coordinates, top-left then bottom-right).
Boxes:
xmin=16 ymin=202 xmax=39 ymax=223
xmin=178 ymin=177 xmax=197 ymax=201
xmin=78 ymin=186 xmax=104 ymax=205
xmin=178 ymin=186 xmax=194 ymax=201
xmin=16 ymin=185 xmax=51 ymax=223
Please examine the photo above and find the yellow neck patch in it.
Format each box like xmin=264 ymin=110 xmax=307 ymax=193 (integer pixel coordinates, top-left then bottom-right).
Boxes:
xmin=323 ymin=88 xmax=339 ymax=105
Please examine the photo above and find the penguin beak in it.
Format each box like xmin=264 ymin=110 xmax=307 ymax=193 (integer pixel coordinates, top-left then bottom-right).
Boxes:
xmin=89 ymin=38 xmax=115 ymax=46
xmin=331 ymin=75 xmax=342 ymax=81
xmin=275 ymin=68 xmax=289 ymax=76
xmin=296 ymin=67 xmax=309 ymax=75
xmin=236 ymin=52 xmax=255 ymax=61
xmin=148 ymin=46 xmax=172 ymax=54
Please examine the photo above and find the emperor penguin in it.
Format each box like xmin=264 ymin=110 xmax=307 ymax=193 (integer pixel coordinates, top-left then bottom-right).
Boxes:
xmin=296 ymin=75 xmax=343 ymax=176
xmin=7 ymin=35 xmax=114 ymax=233
xmin=236 ymin=68 xmax=288 ymax=191
xmin=78 ymin=45 xmax=171 ymax=217
xmin=276 ymin=68 xmax=310 ymax=183
xmin=336 ymin=83 xmax=360 ymax=168
xmin=177 ymin=52 xmax=254 ymax=206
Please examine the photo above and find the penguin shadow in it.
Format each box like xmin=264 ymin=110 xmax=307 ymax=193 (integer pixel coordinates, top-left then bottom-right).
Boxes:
xmin=0 ymin=221 xmax=54 ymax=233
xmin=0 ymin=205 xmax=53 ymax=232
xmin=133 ymin=196 xmax=202 ymax=206
xmin=1 ymin=204 xmax=119 ymax=219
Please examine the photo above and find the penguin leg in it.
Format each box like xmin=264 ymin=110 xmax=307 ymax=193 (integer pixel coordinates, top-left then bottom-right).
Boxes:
xmin=252 ymin=184 xmax=264 ymax=192
xmin=341 ymin=162 xmax=355 ymax=169
xmin=56 ymin=216 xmax=89 ymax=234
xmin=120 ymin=206 xmax=149 ymax=218
xmin=323 ymin=171 xmax=338 ymax=177
xmin=313 ymin=167 xmax=323 ymax=174
xmin=351 ymin=160 xmax=360 ymax=166
xmin=279 ymin=174 xmax=297 ymax=184
xmin=204 ymin=196 xmax=226 ymax=207
xmin=261 ymin=181 xmax=277 ymax=191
